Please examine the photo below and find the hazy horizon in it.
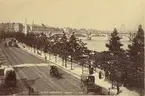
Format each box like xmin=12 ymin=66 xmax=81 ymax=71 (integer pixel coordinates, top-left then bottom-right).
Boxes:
xmin=0 ymin=0 xmax=144 ymax=32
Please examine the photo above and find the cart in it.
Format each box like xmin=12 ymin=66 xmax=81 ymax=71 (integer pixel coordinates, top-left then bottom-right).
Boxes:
xmin=50 ymin=65 xmax=62 ymax=78
xmin=80 ymin=73 xmax=96 ymax=93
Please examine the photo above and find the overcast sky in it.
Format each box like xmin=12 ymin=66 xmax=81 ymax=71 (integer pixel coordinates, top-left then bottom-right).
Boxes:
xmin=0 ymin=0 xmax=144 ymax=31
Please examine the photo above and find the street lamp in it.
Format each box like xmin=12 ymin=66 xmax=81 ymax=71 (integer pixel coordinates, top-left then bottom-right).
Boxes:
xmin=81 ymin=54 xmax=88 ymax=74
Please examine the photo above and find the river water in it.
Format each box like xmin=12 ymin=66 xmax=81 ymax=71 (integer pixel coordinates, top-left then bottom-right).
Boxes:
xmin=78 ymin=36 xmax=132 ymax=52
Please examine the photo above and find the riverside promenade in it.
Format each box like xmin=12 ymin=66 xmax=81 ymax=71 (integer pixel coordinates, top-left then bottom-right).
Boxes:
xmin=18 ymin=43 xmax=140 ymax=96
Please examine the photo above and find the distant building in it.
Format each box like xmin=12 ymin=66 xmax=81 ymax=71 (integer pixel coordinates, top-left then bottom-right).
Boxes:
xmin=0 ymin=22 xmax=23 ymax=32
xmin=23 ymin=24 xmax=30 ymax=34
xmin=0 ymin=23 xmax=5 ymax=31
xmin=31 ymin=24 xmax=46 ymax=33
xmin=14 ymin=23 xmax=23 ymax=32
xmin=29 ymin=24 xmax=63 ymax=36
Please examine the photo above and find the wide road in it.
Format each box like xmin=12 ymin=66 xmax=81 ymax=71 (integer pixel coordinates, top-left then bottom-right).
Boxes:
xmin=0 ymin=41 xmax=85 ymax=95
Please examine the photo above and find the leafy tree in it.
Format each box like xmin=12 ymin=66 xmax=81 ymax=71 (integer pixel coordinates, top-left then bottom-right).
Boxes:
xmin=127 ymin=25 xmax=144 ymax=88
xmin=68 ymin=32 xmax=87 ymax=69
xmin=59 ymin=32 xmax=69 ymax=67
xmin=46 ymin=38 xmax=53 ymax=60
xmin=51 ymin=35 xmax=60 ymax=63
xmin=44 ymin=35 xmax=59 ymax=60
xmin=128 ymin=25 xmax=144 ymax=61
xmin=106 ymin=28 xmax=123 ymax=54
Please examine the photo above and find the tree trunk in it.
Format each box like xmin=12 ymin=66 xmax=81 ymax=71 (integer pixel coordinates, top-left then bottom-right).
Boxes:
xmin=45 ymin=53 xmax=47 ymax=61
xmin=82 ymin=64 xmax=84 ymax=74
xmin=34 ymin=47 xmax=35 ymax=53
xmin=65 ymin=58 xmax=67 ymax=68
xmin=71 ymin=55 xmax=73 ymax=70
xmin=49 ymin=53 xmax=51 ymax=60
xmin=66 ymin=58 xmax=68 ymax=67
xmin=112 ymin=80 xmax=114 ymax=88
xmin=40 ymin=49 xmax=42 ymax=55
xmin=55 ymin=55 xmax=57 ymax=63
xmin=111 ymin=73 xmax=114 ymax=89
xmin=62 ymin=58 xmax=64 ymax=66
xmin=36 ymin=48 xmax=38 ymax=54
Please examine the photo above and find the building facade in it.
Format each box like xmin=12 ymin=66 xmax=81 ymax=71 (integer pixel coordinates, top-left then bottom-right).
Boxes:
xmin=0 ymin=22 xmax=23 ymax=32
xmin=29 ymin=24 xmax=64 ymax=36
xmin=0 ymin=23 xmax=5 ymax=31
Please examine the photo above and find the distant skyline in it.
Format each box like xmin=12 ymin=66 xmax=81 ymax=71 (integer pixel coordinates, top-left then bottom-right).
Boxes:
xmin=0 ymin=0 xmax=144 ymax=32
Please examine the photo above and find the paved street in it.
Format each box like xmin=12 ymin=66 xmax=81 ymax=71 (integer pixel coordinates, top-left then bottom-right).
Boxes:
xmin=0 ymin=41 xmax=85 ymax=95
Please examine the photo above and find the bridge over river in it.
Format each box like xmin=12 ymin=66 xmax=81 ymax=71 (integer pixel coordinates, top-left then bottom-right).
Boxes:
xmin=44 ymin=30 xmax=136 ymax=42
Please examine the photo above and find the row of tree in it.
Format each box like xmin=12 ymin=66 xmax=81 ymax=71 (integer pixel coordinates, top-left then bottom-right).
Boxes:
xmin=1 ymin=25 xmax=144 ymax=89
xmin=15 ymin=31 xmax=91 ymax=70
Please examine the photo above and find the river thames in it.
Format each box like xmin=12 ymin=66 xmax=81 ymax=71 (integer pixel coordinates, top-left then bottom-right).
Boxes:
xmin=79 ymin=36 xmax=132 ymax=52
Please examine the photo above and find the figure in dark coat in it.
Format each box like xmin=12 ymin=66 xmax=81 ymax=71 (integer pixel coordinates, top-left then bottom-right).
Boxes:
xmin=105 ymin=70 xmax=109 ymax=79
xmin=117 ymin=82 xmax=120 ymax=94
xmin=99 ymin=71 xmax=102 ymax=79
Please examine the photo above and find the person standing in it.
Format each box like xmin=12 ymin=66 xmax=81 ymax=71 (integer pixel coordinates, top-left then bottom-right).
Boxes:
xmin=89 ymin=65 xmax=94 ymax=74
xmin=116 ymin=82 xmax=120 ymax=94
xmin=45 ymin=55 xmax=47 ymax=61
xmin=99 ymin=71 xmax=102 ymax=79
xmin=105 ymin=70 xmax=109 ymax=79
xmin=110 ymin=71 xmax=115 ymax=88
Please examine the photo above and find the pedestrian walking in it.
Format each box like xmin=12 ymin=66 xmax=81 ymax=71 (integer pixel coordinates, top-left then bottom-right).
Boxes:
xmin=45 ymin=55 xmax=47 ymax=60
xmin=110 ymin=73 xmax=114 ymax=88
xmin=89 ymin=65 xmax=94 ymax=75
xmin=28 ymin=87 xmax=31 ymax=95
xmin=110 ymin=70 xmax=116 ymax=88
xmin=88 ymin=64 xmax=90 ymax=72
xmin=108 ymin=71 xmax=110 ymax=80
xmin=90 ymin=67 xmax=94 ymax=74
xmin=108 ymin=88 xmax=111 ymax=95
xmin=122 ymin=70 xmax=127 ymax=87
xmin=99 ymin=71 xmax=102 ymax=79
xmin=105 ymin=70 xmax=109 ymax=79
xmin=117 ymin=82 xmax=120 ymax=94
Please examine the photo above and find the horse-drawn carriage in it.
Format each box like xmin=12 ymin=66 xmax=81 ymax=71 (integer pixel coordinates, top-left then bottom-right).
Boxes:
xmin=80 ymin=73 xmax=102 ymax=94
xmin=0 ymin=67 xmax=17 ymax=89
xmin=50 ymin=64 xmax=62 ymax=78
xmin=80 ymin=73 xmax=96 ymax=93
xmin=80 ymin=63 xmax=105 ymax=94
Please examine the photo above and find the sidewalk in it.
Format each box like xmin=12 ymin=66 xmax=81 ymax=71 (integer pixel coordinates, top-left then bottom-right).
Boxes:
xmin=18 ymin=43 xmax=140 ymax=96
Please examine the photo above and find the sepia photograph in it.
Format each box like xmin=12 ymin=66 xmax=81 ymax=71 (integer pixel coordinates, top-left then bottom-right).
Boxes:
xmin=0 ymin=0 xmax=144 ymax=95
